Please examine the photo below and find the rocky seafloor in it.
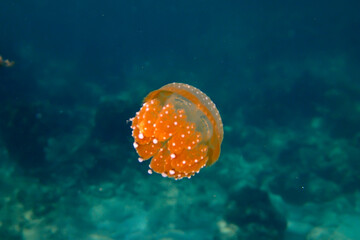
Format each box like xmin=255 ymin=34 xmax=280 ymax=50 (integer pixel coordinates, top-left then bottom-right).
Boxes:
xmin=1 ymin=50 xmax=360 ymax=240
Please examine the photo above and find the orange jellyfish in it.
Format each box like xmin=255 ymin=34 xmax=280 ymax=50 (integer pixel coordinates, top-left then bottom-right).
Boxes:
xmin=130 ymin=82 xmax=224 ymax=179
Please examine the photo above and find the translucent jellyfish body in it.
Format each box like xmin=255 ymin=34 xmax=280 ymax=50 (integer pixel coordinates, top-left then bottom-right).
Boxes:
xmin=130 ymin=83 xmax=223 ymax=179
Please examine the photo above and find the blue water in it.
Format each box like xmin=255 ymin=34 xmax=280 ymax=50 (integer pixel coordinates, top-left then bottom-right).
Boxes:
xmin=1 ymin=1 xmax=360 ymax=239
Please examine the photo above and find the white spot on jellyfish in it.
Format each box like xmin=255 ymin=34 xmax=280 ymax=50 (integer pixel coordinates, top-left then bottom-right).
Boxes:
xmin=138 ymin=158 xmax=144 ymax=162
xmin=148 ymin=169 xmax=153 ymax=174
xmin=182 ymin=160 xmax=186 ymax=164
xmin=133 ymin=142 xmax=139 ymax=148
xmin=153 ymin=138 xmax=158 ymax=144
xmin=171 ymin=153 xmax=176 ymax=159
xmin=161 ymin=173 xmax=167 ymax=177
xmin=169 ymin=169 xmax=175 ymax=175
xmin=174 ymin=121 xmax=178 ymax=125
xmin=138 ymin=133 xmax=144 ymax=139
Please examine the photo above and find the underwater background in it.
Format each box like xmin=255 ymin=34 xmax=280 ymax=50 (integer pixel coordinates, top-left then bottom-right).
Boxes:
xmin=1 ymin=0 xmax=360 ymax=239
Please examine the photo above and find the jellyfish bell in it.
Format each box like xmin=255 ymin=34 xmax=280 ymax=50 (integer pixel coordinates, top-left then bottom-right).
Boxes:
xmin=130 ymin=83 xmax=223 ymax=180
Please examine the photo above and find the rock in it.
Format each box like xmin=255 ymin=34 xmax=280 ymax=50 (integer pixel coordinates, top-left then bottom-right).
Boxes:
xmin=225 ymin=186 xmax=286 ymax=240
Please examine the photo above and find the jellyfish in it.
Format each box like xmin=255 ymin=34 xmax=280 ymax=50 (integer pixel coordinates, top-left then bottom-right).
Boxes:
xmin=130 ymin=83 xmax=223 ymax=179
xmin=0 ymin=55 xmax=15 ymax=67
